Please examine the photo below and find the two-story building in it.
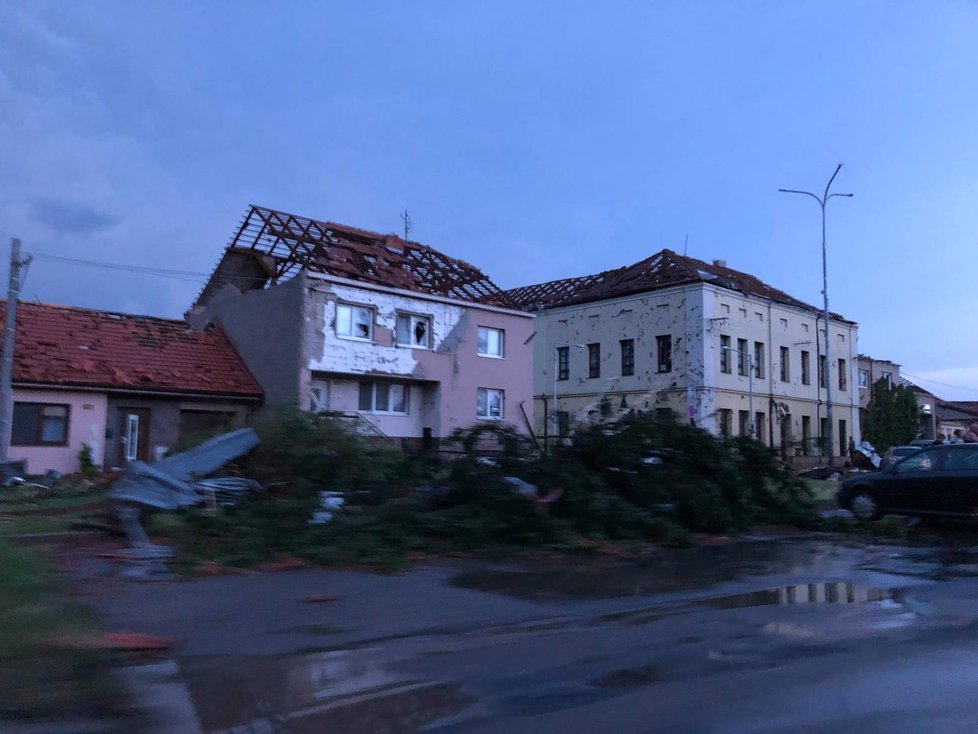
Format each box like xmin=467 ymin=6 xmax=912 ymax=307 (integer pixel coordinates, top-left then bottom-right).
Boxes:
xmin=192 ymin=205 xmax=534 ymax=444
xmin=506 ymin=249 xmax=859 ymax=461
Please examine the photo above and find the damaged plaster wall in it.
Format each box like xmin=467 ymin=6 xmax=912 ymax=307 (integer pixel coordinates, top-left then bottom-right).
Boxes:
xmin=537 ymin=286 xmax=702 ymax=433
xmin=703 ymin=284 xmax=859 ymax=456
xmin=305 ymin=274 xmax=535 ymax=437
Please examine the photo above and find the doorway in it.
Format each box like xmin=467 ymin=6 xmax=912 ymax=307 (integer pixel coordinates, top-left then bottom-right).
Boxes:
xmin=118 ymin=408 xmax=151 ymax=464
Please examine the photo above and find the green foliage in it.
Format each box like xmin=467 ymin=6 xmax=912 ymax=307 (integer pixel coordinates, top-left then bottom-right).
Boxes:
xmin=77 ymin=443 xmax=96 ymax=477
xmin=863 ymin=378 xmax=921 ymax=449
xmin=163 ymin=411 xmax=819 ymax=571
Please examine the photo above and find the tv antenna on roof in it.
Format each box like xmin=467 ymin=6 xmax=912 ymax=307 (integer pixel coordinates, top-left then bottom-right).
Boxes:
xmin=683 ymin=234 xmax=688 ymax=256
xmin=401 ymin=209 xmax=412 ymax=240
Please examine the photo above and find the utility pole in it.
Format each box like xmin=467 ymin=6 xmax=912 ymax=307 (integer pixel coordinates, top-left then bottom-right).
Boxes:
xmin=401 ymin=209 xmax=412 ymax=241
xmin=779 ymin=165 xmax=853 ymax=465
xmin=0 ymin=239 xmax=29 ymax=460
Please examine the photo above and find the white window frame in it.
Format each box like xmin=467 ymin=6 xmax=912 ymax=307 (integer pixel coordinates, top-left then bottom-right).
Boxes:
xmin=858 ymin=369 xmax=869 ymax=389
xmin=477 ymin=326 xmax=505 ymax=358
xmin=309 ymin=380 xmax=329 ymax=413
xmin=395 ymin=312 xmax=432 ymax=349
xmin=358 ymin=381 xmax=409 ymax=415
xmin=477 ymin=387 xmax=504 ymax=420
xmin=336 ymin=303 xmax=374 ymax=342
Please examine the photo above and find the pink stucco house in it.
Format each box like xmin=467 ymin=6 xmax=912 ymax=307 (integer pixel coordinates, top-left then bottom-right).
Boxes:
xmin=0 ymin=301 xmax=263 ymax=475
xmin=192 ymin=205 xmax=535 ymax=443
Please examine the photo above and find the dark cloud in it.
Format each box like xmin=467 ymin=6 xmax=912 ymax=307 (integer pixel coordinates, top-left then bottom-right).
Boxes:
xmin=31 ymin=198 xmax=119 ymax=234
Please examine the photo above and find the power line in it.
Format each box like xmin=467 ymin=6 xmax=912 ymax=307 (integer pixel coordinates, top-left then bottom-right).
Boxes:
xmin=902 ymin=372 xmax=978 ymax=395
xmin=30 ymin=252 xmax=210 ymax=283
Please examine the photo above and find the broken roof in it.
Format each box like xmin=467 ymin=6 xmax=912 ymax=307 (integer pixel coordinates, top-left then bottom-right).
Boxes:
xmin=506 ymin=249 xmax=854 ymax=322
xmin=0 ymin=301 xmax=263 ymax=399
xmin=196 ymin=205 xmax=516 ymax=308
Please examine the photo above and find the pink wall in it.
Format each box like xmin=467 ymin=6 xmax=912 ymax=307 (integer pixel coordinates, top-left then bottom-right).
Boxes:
xmin=10 ymin=388 xmax=107 ymax=476
xmin=417 ymin=309 xmax=535 ymax=435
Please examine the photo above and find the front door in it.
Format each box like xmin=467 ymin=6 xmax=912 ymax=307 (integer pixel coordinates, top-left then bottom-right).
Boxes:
xmin=118 ymin=408 xmax=151 ymax=465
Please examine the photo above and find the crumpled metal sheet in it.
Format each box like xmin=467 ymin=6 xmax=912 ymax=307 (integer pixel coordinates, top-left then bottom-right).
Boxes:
xmin=109 ymin=428 xmax=260 ymax=510
xmin=151 ymin=428 xmax=260 ymax=482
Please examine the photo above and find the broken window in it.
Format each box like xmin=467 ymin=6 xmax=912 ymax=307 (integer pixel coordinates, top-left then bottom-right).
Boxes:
xmin=477 ymin=326 xmax=504 ymax=357
xmin=309 ymin=381 xmax=329 ymax=412
xmin=477 ymin=387 xmax=504 ymax=419
xmin=739 ymin=410 xmax=750 ymax=437
xmin=336 ymin=303 xmax=373 ymax=341
xmin=755 ymin=412 xmax=766 ymax=443
xmin=396 ymin=313 xmax=431 ymax=348
xmin=720 ymin=335 xmax=731 ymax=373
xmin=358 ymin=382 xmax=408 ymax=414
xmin=737 ymin=339 xmax=748 ymax=376
xmin=12 ymin=403 xmax=69 ymax=446
xmin=801 ymin=351 xmax=811 ymax=385
xmin=620 ymin=339 xmax=634 ymax=376
xmin=656 ymin=335 xmax=672 ymax=373
xmin=557 ymin=346 xmax=569 ymax=381
xmin=859 ymin=368 xmax=869 ymax=388
xmin=588 ymin=343 xmax=600 ymax=378
xmin=719 ymin=409 xmax=732 ymax=438
xmin=780 ymin=346 xmax=790 ymax=382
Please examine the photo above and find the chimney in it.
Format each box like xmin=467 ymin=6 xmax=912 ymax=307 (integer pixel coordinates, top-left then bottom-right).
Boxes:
xmin=712 ymin=259 xmax=727 ymax=268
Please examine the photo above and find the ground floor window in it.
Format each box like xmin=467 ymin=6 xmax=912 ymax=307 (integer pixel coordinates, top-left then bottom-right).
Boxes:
xmin=12 ymin=403 xmax=69 ymax=446
xmin=477 ymin=388 xmax=504 ymax=419
xmin=358 ymin=381 xmax=408 ymax=414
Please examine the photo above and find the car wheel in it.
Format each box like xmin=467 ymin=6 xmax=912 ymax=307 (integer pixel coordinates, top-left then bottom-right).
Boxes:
xmin=850 ymin=491 xmax=880 ymax=521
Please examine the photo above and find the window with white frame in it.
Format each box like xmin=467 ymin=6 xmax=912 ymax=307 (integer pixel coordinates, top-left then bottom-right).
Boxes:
xmin=477 ymin=388 xmax=504 ymax=419
xmin=309 ymin=381 xmax=329 ymax=412
xmin=395 ymin=312 xmax=431 ymax=348
xmin=336 ymin=303 xmax=373 ymax=341
xmin=358 ymin=381 xmax=408 ymax=414
xmin=477 ymin=326 xmax=504 ymax=357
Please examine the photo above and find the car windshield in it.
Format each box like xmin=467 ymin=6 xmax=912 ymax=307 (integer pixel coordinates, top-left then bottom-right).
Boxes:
xmin=893 ymin=449 xmax=942 ymax=473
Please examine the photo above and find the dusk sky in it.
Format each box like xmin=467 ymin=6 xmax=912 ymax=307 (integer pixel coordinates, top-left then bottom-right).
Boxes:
xmin=2 ymin=1 xmax=978 ymax=397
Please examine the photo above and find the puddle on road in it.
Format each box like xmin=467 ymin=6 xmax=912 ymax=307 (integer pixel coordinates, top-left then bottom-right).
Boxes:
xmin=451 ymin=540 xmax=848 ymax=601
xmin=176 ymin=649 xmax=473 ymax=733
xmin=702 ymin=582 xmax=898 ymax=610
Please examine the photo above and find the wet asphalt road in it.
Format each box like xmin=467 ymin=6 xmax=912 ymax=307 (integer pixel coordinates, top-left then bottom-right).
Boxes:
xmin=81 ymin=529 xmax=978 ymax=733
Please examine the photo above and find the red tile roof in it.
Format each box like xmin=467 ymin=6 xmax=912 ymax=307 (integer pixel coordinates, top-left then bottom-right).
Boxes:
xmin=0 ymin=301 xmax=263 ymax=399
xmin=506 ymin=249 xmax=854 ymax=323
xmin=196 ymin=205 xmax=518 ymax=309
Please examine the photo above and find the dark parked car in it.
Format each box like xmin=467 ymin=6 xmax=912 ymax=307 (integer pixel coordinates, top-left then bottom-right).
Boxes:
xmin=880 ymin=445 xmax=920 ymax=469
xmin=838 ymin=444 xmax=978 ymax=520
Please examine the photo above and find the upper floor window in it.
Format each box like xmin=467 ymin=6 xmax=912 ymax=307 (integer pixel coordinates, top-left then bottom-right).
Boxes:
xmin=818 ymin=355 xmax=827 ymax=388
xmin=588 ymin=343 xmax=601 ymax=378
xmin=838 ymin=358 xmax=848 ymax=391
xmin=477 ymin=387 xmax=504 ymax=419
xmin=720 ymin=335 xmax=731 ymax=373
xmin=858 ymin=368 xmax=869 ymax=388
xmin=358 ymin=381 xmax=408 ymax=414
xmin=801 ymin=350 xmax=811 ymax=385
xmin=737 ymin=338 xmax=748 ymax=376
xmin=620 ymin=339 xmax=634 ymax=376
xmin=657 ymin=335 xmax=672 ymax=373
xmin=780 ymin=346 xmax=790 ymax=382
xmin=754 ymin=342 xmax=765 ymax=379
xmin=12 ymin=403 xmax=69 ymax=446
xmin=557 ymin=346 xmax=569 ymax=381
xmin=396 ymin=313 xmax=431 ymax=348
xmin=336 ymin=303 xmax=373 ymax=341
xmin=881 ymin=371 xmax=893 ymax=388
xmin=477 ymin=327 xmax=504 ymax=358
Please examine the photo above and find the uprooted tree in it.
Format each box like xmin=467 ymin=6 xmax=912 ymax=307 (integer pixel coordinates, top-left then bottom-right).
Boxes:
xmin=862 ymin=378 xmax=920 ymax=450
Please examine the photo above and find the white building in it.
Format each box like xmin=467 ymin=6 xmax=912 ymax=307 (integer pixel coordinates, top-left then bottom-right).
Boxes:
xmin=507 ymin=249 xmax=859 ymax=462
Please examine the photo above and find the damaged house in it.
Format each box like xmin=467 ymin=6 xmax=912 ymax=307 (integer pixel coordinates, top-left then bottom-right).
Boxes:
xmin=1 ymin=301 xmax=263 ymax=474
xmin=506 ymin=250 xmax=860 ymax=463
xmin=191 ymin=205 xmax=534 ymax=443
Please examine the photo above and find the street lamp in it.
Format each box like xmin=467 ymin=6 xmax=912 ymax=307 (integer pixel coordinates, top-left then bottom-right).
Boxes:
xmin=721 ymin=345 xmax=754 ymax=437
xmin=779 ymin=164 xmax=852 ymax=465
